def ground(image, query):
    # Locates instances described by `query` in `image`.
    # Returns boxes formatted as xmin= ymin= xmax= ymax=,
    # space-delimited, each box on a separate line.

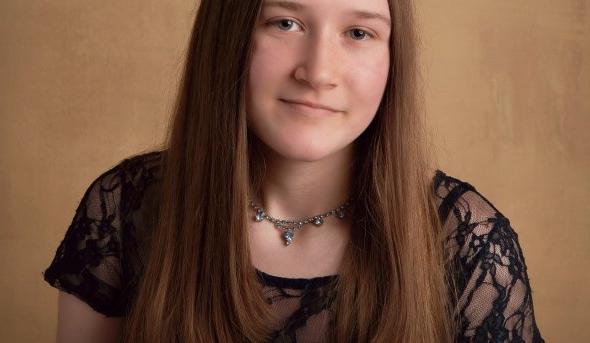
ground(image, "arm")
xmin=445 ymin=189 xmax=544 ymax=342
xmin=57 ymin=292 xmax=123 ymax=343
xmin=43 ymin=164 xmax=130 ymax=342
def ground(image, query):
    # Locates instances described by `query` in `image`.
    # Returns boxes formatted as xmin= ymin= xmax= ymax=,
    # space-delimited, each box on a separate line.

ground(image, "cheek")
xmin=348 ymin=51 xmax=390 ymax=109
xmin=343 ymin=50 xmax=390 ymax=132
xmin=248 ymin=35 xmax=291 ymax=94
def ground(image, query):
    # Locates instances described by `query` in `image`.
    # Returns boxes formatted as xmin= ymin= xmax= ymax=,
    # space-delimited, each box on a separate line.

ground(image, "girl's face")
xmin=246 ymin=0 xmax=391 ymax=162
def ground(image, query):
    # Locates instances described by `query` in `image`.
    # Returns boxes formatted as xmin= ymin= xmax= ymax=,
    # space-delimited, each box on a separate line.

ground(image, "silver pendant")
xmin=282 ymin=228 xmax=295 ymax=246
xmin=249 ymin=197 xmax=352 ymax=247
xmin=313 ymin=216 xmax=324 ymax=226
xmin=255 ymin=209 xmax=265 ymax=222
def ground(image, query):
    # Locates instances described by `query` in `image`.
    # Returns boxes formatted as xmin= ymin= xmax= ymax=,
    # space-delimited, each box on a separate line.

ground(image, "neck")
xmin=256 ymin=144 xmax=355 ymax=220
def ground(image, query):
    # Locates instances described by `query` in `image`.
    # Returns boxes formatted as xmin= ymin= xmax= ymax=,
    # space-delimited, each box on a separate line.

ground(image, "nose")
xmin=293 ymin=31 xmax=338 ymax=90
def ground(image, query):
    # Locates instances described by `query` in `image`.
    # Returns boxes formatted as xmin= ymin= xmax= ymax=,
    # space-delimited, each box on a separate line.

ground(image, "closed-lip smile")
xmin=280 ymin=98 xmax=341 ymax=112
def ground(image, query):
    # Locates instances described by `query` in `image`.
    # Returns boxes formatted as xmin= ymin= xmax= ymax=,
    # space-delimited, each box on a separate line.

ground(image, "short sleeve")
xmin=441 ymin=184 xmax=545 ymax=342
xmin=42 ymin=165 xmax=127 ymax=317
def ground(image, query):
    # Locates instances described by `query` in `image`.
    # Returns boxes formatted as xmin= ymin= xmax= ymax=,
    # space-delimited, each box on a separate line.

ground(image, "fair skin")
xmin=56 ymin=291 xmax=122 ymax=343
xmin=247 ymin=0 xmax=390 ymax=277
xmin=56 ymin=0 xmax=391 ymax=340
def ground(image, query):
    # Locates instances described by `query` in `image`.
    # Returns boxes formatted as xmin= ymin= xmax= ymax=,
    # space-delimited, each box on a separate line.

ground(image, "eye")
xmin=268 ymin=18 xmax=302 ymax=32
xmin=267 ymin=19 xmax=375 ymax=41
xmin=348 ymin=28 xmax=374 ymax=41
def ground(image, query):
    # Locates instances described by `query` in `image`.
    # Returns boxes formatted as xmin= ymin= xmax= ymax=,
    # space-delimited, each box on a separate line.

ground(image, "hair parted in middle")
xmin=121 ymin=0 xmax=459 ymax=342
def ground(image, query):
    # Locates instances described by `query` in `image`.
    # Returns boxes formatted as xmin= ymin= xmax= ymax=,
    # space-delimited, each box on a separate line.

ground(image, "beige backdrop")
xmin=1 ymin=0 xmax=588 ymax=342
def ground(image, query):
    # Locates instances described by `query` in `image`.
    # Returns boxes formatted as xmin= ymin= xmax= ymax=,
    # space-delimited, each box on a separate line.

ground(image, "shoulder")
xmin=432 ymin=169 xmax=505 ymax=227
xmin=431 ymin=170 xmax=520 ymax=257
xmin=81 ymin=149 xmax=165 ymax=198
xmin=42 ymin=149 xmax=167 ymax=317
xmin=117 ymin=149 xmax=166 ymax=190
xmin=432 ymin=169 xmax=527 ymax=293
xmin=432 ymin=171 xmax=545 ymax=341
xmin=108 ymin=149 xmax=166 ymax=252
xmin=86 ymin=149 xmax=166 ymax=212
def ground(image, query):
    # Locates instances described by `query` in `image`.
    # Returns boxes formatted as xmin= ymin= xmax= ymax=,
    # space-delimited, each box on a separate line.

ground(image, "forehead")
xmin=261 ymin=0 xmax=391 ymax=27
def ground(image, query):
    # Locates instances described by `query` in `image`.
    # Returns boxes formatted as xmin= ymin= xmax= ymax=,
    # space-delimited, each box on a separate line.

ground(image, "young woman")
xmin=43 ymin=0 xmax=545 ymax=342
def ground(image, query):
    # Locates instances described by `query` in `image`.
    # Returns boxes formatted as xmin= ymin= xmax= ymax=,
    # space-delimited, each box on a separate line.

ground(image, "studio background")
xmin=1 ymin=0 xmax=588 ymax=341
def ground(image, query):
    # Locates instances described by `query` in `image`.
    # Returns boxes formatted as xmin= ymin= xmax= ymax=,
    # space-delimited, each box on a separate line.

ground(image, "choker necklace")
xmin=248 ymin=198 xmax=352 ymax=246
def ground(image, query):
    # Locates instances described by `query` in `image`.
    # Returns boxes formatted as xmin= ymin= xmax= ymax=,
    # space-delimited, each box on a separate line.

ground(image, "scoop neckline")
xmin=255 ymin=268 xmax=339 ymax=289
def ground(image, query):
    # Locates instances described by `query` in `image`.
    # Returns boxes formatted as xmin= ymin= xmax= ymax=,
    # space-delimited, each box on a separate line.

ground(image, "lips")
xmin=280 ymin=98 xmax=341 ymax=113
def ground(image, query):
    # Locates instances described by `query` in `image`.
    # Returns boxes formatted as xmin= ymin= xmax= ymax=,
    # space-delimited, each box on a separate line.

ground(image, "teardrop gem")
xmin=282 ymin=229 xmax=294 ymax=246
xmin=313 ymin=216 xmax=324 ymax=226
xmin=336 ymin=208 xmax=345 ymax=219
xmin=255 ymin=210 xmax=265 ymax=222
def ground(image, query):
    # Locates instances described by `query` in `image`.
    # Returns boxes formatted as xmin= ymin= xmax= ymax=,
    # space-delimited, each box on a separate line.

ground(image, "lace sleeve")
xmin=443 ymin=187 xmax=545 ymax=342
xmin=42 ymin=165 xmax=127 ymax=317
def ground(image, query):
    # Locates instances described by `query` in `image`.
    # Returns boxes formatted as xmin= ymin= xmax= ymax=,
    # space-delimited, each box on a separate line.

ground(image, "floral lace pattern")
xmin=42 ymin=151 xmax=544 ymax=342
xmin=433 ymin=172 xmax=544 ymax=342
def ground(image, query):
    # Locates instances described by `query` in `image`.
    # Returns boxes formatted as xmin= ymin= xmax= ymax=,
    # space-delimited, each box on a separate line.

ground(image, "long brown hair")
xmin=122 ymin=0 xmax=459 ymax=341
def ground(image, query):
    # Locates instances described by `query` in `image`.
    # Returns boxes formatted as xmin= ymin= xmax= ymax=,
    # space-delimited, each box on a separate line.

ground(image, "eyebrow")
xmin=263 ymin=0 xmax=392 ymax=28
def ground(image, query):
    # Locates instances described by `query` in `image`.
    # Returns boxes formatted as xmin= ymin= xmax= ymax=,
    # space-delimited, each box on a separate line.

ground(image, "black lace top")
xmin=42 ymin=151 xmax=545 ymax=342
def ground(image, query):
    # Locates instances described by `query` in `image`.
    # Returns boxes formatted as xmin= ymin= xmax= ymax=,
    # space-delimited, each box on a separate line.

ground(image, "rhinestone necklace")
xmin=248 ymin=198 xmax=352 ymax=246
